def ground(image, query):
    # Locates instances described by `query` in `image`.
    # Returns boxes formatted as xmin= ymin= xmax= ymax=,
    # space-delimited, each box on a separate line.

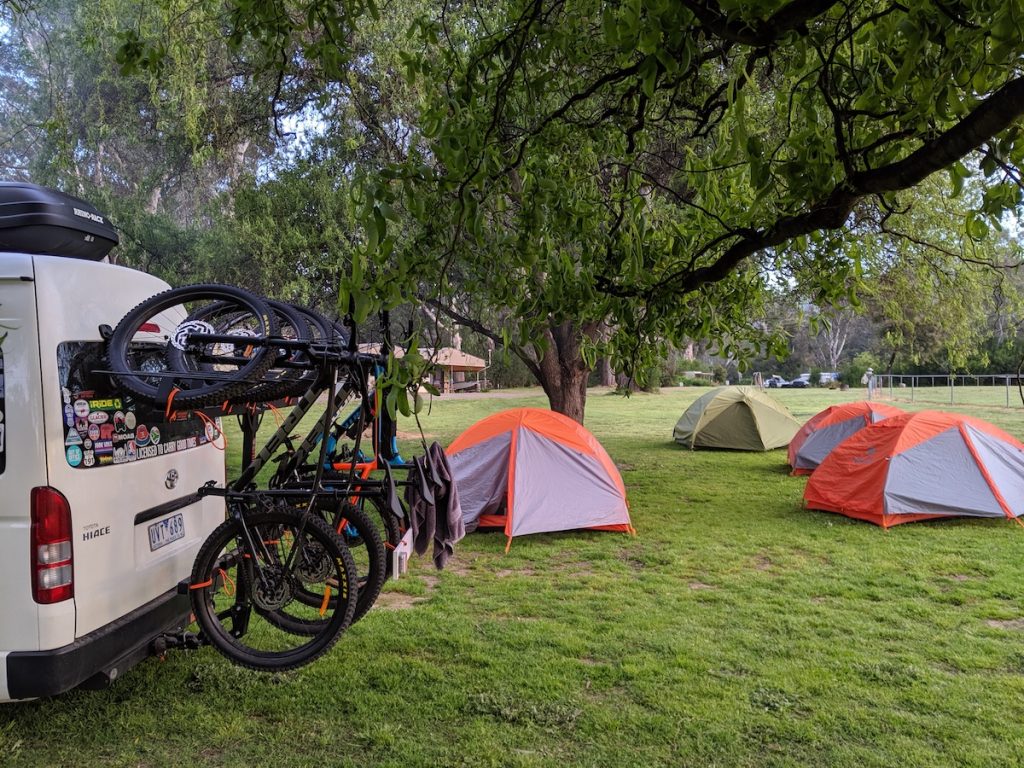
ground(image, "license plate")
xmin=148 ymin=513 xmax=185 ymax=551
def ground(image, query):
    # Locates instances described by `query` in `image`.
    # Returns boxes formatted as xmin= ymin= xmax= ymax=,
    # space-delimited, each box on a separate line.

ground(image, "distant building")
xmin=422 ymin=348 xmax=487 ymax=393
xmin=360 ymin=344 xmax=488 ymax=393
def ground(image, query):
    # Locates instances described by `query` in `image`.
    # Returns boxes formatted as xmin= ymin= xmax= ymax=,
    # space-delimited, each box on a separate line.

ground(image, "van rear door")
xmin=33 ymin=256 xmax=224 ymax=638
xmin=0 ymin=254 xmax=61 ymax=650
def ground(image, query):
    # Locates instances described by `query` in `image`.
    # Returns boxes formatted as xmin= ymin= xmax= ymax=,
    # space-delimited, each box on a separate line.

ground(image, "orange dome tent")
xmin=788 ymin=401 xmax=905 ymax=475
xmin=803 ymin=410 xmax=1024 ymax=527
xmin=446 ymin=408 xmax=633 ymax=548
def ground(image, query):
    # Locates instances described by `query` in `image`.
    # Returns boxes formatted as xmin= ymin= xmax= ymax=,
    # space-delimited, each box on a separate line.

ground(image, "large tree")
xmin=354 ymin=0 xmax=1024 ymax=420
xmin=33 ymin=0 xmax=1024 ymax=421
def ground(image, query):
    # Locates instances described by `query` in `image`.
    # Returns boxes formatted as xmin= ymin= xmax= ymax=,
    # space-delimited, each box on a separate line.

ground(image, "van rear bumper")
xmin=5 ymin=588 xmax=191 ymax=700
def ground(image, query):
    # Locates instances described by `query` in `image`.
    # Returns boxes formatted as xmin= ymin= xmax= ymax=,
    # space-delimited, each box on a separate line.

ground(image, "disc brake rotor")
xmin=296 ymin=539 xmax=333 ymax=583
xmin=251 ymin=564 xmax=293 ymax=611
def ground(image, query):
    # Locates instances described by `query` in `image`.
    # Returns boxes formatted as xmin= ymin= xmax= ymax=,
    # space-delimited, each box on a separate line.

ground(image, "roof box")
xmin=0 ymin=181 xmax=119 ymax=260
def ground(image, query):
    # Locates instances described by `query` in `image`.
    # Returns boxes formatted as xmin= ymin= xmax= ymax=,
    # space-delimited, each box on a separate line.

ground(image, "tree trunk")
xmin=423 ymin=299 xmax=599 ymax=422
xmin=597 ymin=357 xmax=615 ymax=387
xmin=528 ymin=320 xmax=598 ymax=424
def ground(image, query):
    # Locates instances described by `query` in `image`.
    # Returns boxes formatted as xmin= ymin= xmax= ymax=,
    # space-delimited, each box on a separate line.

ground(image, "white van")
xmin=0 ymin=182 xmax=223 ymax=700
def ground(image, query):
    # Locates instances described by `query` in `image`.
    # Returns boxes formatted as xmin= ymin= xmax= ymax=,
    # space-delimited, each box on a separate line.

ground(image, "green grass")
xmin=4 ymin=386 xmax=1024 ymax=767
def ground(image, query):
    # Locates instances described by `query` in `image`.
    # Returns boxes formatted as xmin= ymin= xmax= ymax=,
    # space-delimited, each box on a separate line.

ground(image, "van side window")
xmin=57 ymin=342 xmax=213 ymax=469
xmin=0 ymin=348 xmax=5 ymax=475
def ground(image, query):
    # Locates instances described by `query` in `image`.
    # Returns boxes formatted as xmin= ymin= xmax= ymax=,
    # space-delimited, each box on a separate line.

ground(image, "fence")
xmin=872 ymin=374 xmax=1024 ymax=408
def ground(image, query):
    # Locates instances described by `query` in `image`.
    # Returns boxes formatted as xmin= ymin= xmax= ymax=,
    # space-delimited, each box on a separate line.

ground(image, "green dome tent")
xmin=673 ymin=386 xmax=801 ymax=451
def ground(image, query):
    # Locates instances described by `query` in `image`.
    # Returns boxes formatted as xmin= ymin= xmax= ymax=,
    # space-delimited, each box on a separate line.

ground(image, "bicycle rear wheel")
xmin=107 ymin=284 xmax=279 ymax=408
xmin=268 ymin=497 xmax=387 ymax=633
xmin=189 ymin=505 xmax=357 ymax=671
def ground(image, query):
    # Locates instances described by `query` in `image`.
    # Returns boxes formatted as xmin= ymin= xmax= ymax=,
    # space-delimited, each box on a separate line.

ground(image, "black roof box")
xmin=0 ymin=181 xmax=119 ymax=261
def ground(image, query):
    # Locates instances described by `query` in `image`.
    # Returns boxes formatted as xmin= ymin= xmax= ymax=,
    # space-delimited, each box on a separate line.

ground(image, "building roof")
xmin=359 ymin=344 xmax=487 ymax=372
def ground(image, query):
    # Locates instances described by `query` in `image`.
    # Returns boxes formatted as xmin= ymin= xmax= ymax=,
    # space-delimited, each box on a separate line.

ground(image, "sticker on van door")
xmin=57 ymin=341 xmax=213 ymax=469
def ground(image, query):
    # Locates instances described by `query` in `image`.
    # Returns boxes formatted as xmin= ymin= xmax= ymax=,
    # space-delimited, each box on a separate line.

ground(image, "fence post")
xmin=950 ymin=374 xmax=954 ymax=405
xmin=911 ymin=376 xmax=915 ymax=402
xmin=1007 ymin=375 xmax=1010 ymax=408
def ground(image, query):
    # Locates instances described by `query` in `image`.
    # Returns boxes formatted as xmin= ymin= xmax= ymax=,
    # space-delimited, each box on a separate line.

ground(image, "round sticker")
xmin=87 ymin=424 xmax=100 ymax=441
xmin=83 ymin=439 xmax=93 ymax=450
xmin=87 ymin=410 xmax=109 ymax=425
xmin=66 ymin=445 xmax=83 ymax=467
xmin=113 ymin=411 xmax=126 ymax=431
xmin=135 ymin=425 xmax=150 ymax=446
xmin=73 ymin=399 xmax=90 ymax=418
xmin=204 ymin=421 xmax=220 ymax=442
xmin=150 ymin=427 xmax=161 ymax=445
xmin=125 ymin=412 xmax=137 ymax=431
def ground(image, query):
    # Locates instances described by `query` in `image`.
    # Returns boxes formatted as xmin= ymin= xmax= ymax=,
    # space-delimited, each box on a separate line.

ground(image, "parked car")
xmin=0 ymin=182 xmax=224 ymax=701
xmin=765 ymin=375 xmax=788 ymax=388
xmin=782 ymin=378 xmax=810 ymax=388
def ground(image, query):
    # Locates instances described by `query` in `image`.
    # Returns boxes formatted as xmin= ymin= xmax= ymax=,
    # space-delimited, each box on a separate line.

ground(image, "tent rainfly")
xmin=788 ymin=401 xmax=905 ymax=475
xmin=804 ymin=410 xmax=1024 ymax=527
xmin=673 ymin=386 xmax=801 ymax=451
xmin=446 ymin=408 xmax=633 ymax=548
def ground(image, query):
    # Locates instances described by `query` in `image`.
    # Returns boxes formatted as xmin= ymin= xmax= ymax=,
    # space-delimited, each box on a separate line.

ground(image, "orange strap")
xmin=268 ymin=402 xmax=284 ymax=427
xmin=164 ymin=387 xmax=181 ymax=421
xmin=319 ymin=586 xmax=332 ymax=616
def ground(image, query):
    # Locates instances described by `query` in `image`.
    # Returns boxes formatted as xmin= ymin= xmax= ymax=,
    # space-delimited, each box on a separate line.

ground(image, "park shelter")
xmin=803 ymin=410 xmax=1024 ymax=527
xmin=788 ymin=401 xmax=905 ymax=475
xmin=672 ymin=386 xmax=801 ymax=450
xmin=446 ymin=408 xmax=633 ymax=546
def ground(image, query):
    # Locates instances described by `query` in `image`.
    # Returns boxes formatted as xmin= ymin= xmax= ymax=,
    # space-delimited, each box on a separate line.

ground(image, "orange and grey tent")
xmin=788 ymin=401 xmax=905 ymax=475
xmin=803 ymin=410 xmax=1024 ymax=527
xmin=446 ymin=408 xmax=633 ymax=546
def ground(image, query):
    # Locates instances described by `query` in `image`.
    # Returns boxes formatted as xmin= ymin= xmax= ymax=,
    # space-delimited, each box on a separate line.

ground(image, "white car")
xmin=0 ymin=182 xmax=223 ymax=701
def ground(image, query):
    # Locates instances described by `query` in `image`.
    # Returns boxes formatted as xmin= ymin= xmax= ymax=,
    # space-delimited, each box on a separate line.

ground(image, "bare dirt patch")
xmin=397 ymin=429 xmax=436 ymax=441
xmin=495 ymin=568 xmax=537 ymax=578
xmin=754 ymin=554 xmax=774 ymax=572
xmin=550 ymin=559 xmax=596 ymax=576
xmin=374 ymin=592 xmax=430 ymax=611
xmin=986 ymin=618 xmax=1024 ymax=630
xmin=444 ymin=558 xmax=475 ymax=576
xmin=689 ymin=581 xmax=717 ymax=590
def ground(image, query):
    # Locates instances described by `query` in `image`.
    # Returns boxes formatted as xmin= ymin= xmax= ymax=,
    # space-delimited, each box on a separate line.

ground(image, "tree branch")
xmin=666 ymin=75 xmax=1024 ymax=294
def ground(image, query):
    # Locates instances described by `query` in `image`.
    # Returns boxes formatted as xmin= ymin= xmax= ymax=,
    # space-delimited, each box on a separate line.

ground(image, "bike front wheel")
xmin=189 ymin=506 xmax=358 ymax=671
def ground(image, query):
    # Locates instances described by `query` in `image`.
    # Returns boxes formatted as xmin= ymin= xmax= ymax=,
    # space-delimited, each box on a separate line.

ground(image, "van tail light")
xmin=30 ymin=487 xmax=74 ymax=604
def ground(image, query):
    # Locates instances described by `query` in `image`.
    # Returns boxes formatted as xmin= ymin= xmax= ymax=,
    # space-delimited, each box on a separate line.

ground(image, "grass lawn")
xmin=4 ymin=386 xmax=1024 ymax=767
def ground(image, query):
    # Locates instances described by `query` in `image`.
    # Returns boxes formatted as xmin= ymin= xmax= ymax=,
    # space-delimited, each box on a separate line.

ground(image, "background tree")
xmin=8 ymin=0 xmax=1024 ymax=422
xmin=361 ymin=0 xmax=1024 ymax=420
